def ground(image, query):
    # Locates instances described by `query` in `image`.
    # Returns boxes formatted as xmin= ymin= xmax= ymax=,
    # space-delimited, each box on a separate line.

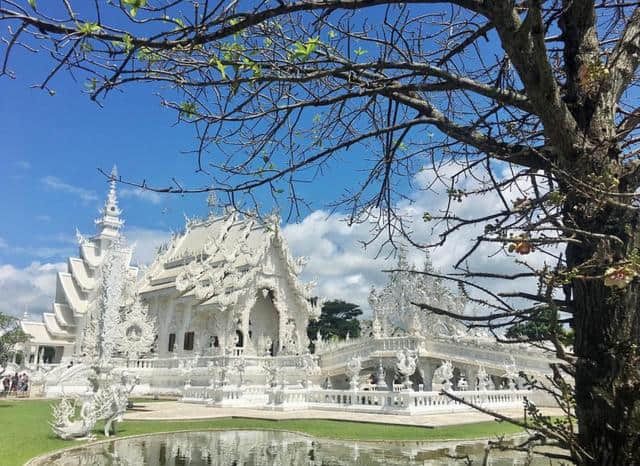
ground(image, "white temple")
xmin=11 ymin=172 xmax=559 ymax=415
xmin=138 ymin=207 xmax=321 ymax=360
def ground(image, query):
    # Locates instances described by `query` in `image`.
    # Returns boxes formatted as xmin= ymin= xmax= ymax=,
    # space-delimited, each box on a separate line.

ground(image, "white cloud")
xmin=126 ymin=226 xmax=170 ymax=266
xmin=42 ymin=176 xmax=98 ymax=204
xmin=0 ymin=262 xmax=65 ymax=317
xmin=120 ymin=188 xmax=164 ymax=205
xmin=284 ymin=212 xmax=395 ymax=316
xmin=283 ymin=163 xmax=550 ymax=316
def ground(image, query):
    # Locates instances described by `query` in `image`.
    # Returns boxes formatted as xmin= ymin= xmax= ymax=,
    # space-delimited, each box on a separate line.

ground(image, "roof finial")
xmin=94 ymin=164 xmax=124 ymax=240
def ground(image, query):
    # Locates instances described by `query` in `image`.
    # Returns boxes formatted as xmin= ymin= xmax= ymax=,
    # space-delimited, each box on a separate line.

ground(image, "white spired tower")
xmin=19 ymin=167 xmax=138 ymax=365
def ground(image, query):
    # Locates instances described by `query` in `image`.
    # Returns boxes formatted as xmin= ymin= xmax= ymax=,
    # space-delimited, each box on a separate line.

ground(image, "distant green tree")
xmin=307 ymin=300 xmax=362 ymax=345
xmin=0 ymin=313 xmax=29 ymax=367
xmin=505 ymin=308 xmax=573 ymax=346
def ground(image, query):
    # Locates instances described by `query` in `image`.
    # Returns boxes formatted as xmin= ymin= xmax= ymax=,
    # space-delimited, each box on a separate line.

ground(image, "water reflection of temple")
xmin=37 ymin=430 xmax=554 ymax=466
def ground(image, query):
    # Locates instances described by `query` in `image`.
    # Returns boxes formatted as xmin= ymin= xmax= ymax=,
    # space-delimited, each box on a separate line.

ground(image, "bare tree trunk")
xmin=568 ymin=202 xmax=640 ymax=465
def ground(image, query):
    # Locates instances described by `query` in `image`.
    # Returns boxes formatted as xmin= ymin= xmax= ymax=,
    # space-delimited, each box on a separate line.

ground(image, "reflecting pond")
xmin=34 ymin=430 xmax=558 ymax=465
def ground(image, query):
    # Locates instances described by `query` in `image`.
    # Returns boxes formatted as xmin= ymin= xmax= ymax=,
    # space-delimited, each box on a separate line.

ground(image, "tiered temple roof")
xmin=139 ymin=210 xmax=321 ymax=319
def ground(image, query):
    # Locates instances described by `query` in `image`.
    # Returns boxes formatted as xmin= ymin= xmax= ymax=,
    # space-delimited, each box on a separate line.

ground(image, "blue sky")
xmin=0 ymin=50 xmax=355 ymax=266
xmin=0 ymin=38 xmax=399 ymax=318
xmin=0 ymin=3 xmax=557 ymax=319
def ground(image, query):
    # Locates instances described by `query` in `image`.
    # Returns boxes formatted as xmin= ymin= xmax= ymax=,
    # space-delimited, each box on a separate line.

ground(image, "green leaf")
xmin=179 ymin=101 xmax=198 ymax=119
xmin=28 ymin=0 xmax=36 ymax=10
xmin=76 ymin=22 xmax=102 ymax=35
xmin=354 ymin=47 xmax=367 ymax=57
xmin=328 ymin=30 xmax=336 ymax=39
xmin=209 ymin=56 xmax=227 ymax=79
xmin=122 ymin=34 xmax=134 ymax=52
xmin=123 ymin=0 xmax=147 ymax=17
xmin=291 ymin=38 xmax=321 ymax=61
xmin=173 ymin=17 xmax=185 ymax=30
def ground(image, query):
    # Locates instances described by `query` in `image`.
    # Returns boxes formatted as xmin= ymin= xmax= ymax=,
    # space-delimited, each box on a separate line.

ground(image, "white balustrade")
xmin=180 ymin=382 xmax=531 ymax=415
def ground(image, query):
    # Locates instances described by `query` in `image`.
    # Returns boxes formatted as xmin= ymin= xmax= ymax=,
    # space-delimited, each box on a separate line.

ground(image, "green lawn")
xmin=0 ymin=399 xmax=524 ymax=466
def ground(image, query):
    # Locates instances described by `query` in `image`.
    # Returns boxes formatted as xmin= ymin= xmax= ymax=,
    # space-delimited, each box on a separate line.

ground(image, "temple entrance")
xmin=41 ymin=346 xmax=56 ymax=364
xmin=235 ymin=330 xmax=244 ymax=347
xmin=249 ymin=290 xmax=280 ymax=356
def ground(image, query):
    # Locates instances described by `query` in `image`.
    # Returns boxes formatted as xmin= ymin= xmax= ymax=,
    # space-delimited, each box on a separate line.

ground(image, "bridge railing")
xmin=180 ymin=384 xmax=532 ymax=414
xmin=317 ymin=335 xmax=553 ymax=374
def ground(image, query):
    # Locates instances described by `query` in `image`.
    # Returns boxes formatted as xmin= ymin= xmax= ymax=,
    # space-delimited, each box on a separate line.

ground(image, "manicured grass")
xmin=0 ymin=399 xmax=524 ymax=466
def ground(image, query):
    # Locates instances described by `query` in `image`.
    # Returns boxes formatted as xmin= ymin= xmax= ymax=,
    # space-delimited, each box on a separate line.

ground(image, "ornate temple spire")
xmin=94 ymin=165 xmax=124 ymax=241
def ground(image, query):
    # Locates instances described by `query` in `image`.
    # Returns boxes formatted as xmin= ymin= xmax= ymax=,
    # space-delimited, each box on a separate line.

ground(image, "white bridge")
xmin=29 ymin=334 xmax=557 ymax=414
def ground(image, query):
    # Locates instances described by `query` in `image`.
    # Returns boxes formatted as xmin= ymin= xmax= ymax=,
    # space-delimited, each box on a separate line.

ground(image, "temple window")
xmin=183 ymin=331 xmax=195 ymax=351
xmin=167 ymin=333 xmax=176 ymax=352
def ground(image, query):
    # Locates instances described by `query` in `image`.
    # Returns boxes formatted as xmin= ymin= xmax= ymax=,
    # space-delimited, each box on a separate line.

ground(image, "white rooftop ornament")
xmin=94 ymin=165 xmax=124 ymax=240
xmin=368 ymin=248 xmax=471 ymax=339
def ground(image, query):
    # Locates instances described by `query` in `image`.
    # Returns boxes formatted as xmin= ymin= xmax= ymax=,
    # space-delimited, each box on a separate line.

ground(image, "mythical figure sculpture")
xmin=262 ymin=360 xmax=279 ymax=387
xmin=50 ymin=398 xmax=96 ymax=440
xmin=345 ymin=357 xmax=362 ymax=391
xmin=503 ymin=356 xmax=519 ymax=390
xmin=433 ymin=360 xmax=454 ymax=392
xmin=51 ymin=370 xmax=139 ymax=439
xmin=300 ymin=355 xmax=320 ymax=388
xmin=280 ymin=319 xmax=300 ymax=355
xmin=477 ymin=366 xmax=491 ymax=391
xmin=371 ymin=315 xmax=383 ymax=338
xmin=395 ymin=349 xmax=417 ymax=390
xmin=234 ymin=357 xmax=246 ymax=386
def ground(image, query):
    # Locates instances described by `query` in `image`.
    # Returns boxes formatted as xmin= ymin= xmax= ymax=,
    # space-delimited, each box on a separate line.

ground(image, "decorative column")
xmin=418 ymin=359 xmax=435 ymax=391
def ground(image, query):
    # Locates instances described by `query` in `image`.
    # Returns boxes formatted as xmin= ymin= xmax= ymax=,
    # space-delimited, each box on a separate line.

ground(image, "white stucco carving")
xmin=433 ymin=360 xmax=454 ymax=392
xmin=345 ymin=357 xmax=362 ymax=391
xmin=395 ymin=349 xmax=418 ymax=390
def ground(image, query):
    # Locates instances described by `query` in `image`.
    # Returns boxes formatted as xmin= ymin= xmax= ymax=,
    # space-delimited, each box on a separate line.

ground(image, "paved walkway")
xmin=124 ymin=401 xmax=563 ymax=428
